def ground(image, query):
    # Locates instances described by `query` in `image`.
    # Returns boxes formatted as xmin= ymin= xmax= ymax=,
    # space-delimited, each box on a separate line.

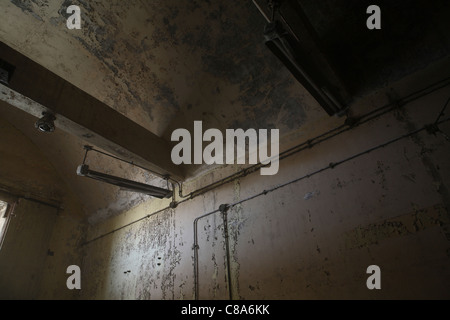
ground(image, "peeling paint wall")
xmin=81 ymin=68 xmax=450 ymax=299
xmin=3 ymin=0 xmax=448 ymax=223
xmin=0 ymin=0 xmax=319 ymax=221
xmin=1 ymin=0 xmax=450 ymax=300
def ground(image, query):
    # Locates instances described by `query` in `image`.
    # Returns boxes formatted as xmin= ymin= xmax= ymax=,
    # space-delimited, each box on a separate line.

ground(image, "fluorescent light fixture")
xmin=76 ymin=164 xmax=172 ymax=199
xmin=264 ymin=21 xmax=346 ymax=116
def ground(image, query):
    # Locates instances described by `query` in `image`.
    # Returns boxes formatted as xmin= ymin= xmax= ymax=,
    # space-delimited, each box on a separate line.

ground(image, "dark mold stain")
xmin=82 ymin=133 xmax=94 ymax=139
xmin=162 ymin=16 xmax=178 ymax=44
xmin=49 ymin=16 xmax=62 ymax=26
xmin=64 ymin=0 xmax=181 ymax=122
xmin=345 ymin=204 xmax=449 ymax=249
xmin=11 ymin=0 xmax=45 ymax=21
xmin=154 ymin=83 xmax=180 ymax=111
xmin=188 ymin=1 xmax=307 ymax=130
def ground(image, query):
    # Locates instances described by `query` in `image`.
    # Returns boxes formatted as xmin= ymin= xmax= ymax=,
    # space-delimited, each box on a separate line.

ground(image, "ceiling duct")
xmin=259 ymin=0 xmax=348 ymax=116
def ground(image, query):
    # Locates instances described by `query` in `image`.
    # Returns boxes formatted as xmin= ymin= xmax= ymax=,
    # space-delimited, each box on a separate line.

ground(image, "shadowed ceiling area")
xmin=3 ymin=0 xmax=315 ymax=137
xmin=1 ymin=0 xmax=449 ymax=223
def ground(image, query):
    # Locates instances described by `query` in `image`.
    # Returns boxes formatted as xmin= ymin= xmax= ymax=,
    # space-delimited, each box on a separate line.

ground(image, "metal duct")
xmin=264 ymin=20 xmax=346 ymax=116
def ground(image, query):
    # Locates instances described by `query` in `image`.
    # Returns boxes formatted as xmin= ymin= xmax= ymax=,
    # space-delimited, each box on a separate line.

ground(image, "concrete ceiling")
xmin=1 ymin=0 xmax=449 ymax=223
xmin=2 ymin=0 xmax=320 ymax=137
xmin=299 ymin=0 xmax=450 ymax=94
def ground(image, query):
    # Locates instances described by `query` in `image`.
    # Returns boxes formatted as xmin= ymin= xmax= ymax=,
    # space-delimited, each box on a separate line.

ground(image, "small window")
xmin=0 ymin=200 xmax=11 ymax=248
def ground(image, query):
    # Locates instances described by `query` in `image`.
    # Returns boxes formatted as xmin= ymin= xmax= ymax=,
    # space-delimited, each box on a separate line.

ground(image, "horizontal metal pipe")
xmin=177 ymin=77 xmax=450 ymax=200
xmin=191 ymin=115 xmax=450 ymax=299
xmin=82 ymin=79 xmax=450 ymax=247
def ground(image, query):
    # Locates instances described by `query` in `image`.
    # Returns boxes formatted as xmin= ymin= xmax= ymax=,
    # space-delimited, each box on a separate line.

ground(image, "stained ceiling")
xmin=3 ymin=0 xmax=319 ymax=136
xmin=1 ymin=0 xmax=449 ymax=223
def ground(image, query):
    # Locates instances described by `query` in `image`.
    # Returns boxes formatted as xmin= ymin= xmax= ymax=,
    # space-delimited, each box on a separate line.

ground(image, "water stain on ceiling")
xmin=2 ymin=0 xmax=450 ymax=223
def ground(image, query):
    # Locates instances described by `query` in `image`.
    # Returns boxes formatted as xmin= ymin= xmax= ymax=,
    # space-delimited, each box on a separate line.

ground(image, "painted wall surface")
xmin=0 ymin=0 xmax=323 ymax=222
xmin=0 ymin=0 xmax=449 ymax=301
xmin=0 ymin=116 xmax=85 ymax=299
xmin=0 ymin=199 xmax=85 ymax=300
xmin=2 ymin=0 xmax=449 ymax=224
xmin=36 ymin=197 xmax=86 ymax=299
xmin=0 ymin=199 xmax=57 ymax=299
xmin=0 ymin=102 xmax=163 ymax=224
xmin=81 ymin=77 xmax=450 ymax=299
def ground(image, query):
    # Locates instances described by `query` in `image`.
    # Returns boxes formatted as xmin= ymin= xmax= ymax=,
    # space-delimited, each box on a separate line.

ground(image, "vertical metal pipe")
xmin=193 ymin=209 xmax=220 ymax=300
xmin=193 ymin=218 xmax=200 ymax=300
xmin=193 ymin=204 xmax=232 ymax=300
xmin=221 ymin=205 xmax=233 ymax=300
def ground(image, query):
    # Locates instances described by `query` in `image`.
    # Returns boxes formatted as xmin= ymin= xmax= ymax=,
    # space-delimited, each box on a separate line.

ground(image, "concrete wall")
xmin=0 ymin=199 xmax=85 ymax=300
xmin=80 ymin=70 xmax=450 ymax=299
xmin=0 ymin=115 xmax=85 ymax=299
xmin=0 ymin=199 xmax=58 ymax=299
xmin=1 ymin=0 xmax=449 ymax=301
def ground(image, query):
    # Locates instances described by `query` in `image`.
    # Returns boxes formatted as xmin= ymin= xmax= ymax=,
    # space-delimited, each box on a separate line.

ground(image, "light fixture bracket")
xmin=35 ymin=112 xmax=56 ymax=133
xmin=77 ymin=146 xmax=173 ymax=199
xmin=77 ymin=164 xmax=172 ymax=199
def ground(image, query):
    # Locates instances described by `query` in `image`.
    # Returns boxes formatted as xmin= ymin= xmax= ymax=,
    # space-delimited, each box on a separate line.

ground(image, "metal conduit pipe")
xmin=193 ymin=208 xmax=220 ymax=299
xmin=82 ymin=78 xmax=450 ymax=246
xmin=192 ymin=114 xmax=450 ymax=299
xmin=84 ymin=80 xmax=450 ymax=246
xmin=221 ymin=204 xmax=233 ymax=301
xmin=192 ymin=203 xmax=233 ymax=300
xmin=82 ymin=206 xmax=173 ymax=246
xmin=0 ymin=186 xmax=62 ymax=210
xmin=252 ymin=0 xmax=271 ymax=23
xmin=176 ymin=77 xmax=450 ymax=200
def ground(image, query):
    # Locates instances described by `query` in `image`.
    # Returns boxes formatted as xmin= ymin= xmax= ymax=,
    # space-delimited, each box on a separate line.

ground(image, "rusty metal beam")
xmin=0 ymin=41 xmax=184 ymax=181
